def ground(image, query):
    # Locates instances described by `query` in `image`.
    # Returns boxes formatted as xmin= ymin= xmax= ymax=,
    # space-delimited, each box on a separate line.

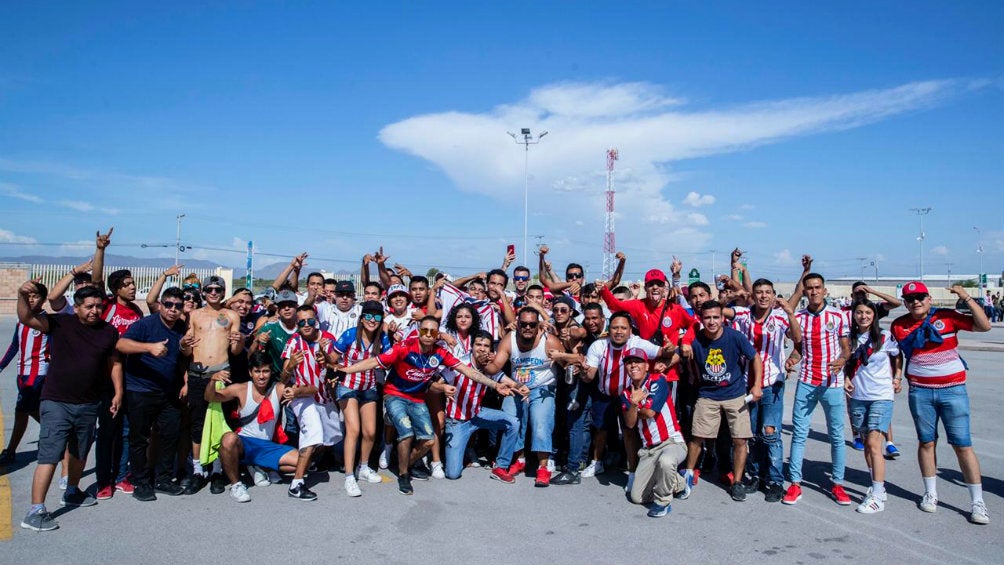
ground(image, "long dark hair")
xmin=354 ymin=311 xmax=387 ymax=357
xmin=445 ymin=303 xmax=481 ymax=338
xmin=847 ymin=299 xmax=884 ymax=377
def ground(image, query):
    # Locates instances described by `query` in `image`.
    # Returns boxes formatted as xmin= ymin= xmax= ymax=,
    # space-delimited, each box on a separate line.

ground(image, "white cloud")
xmin=773 ymin=249 xmax=796 ymax=266
xmin=0 ymin=181 xmax=43 ymax=203
xmin=0 ymin=228 xmax=37 ymax=244
xmin=725 ymin=214 xmax=744 ymax=221
xmin=379 ymin=78 xmax=972 ymax=258
xmin=58 ymin=200 xmax=95 ymax=212
xmin=744 ymin=221 xmax=768 ymax=229
xmin=683 ymin=191 xmax=715 ymax=207
xmin=930 ymin=245 xmax=949 ymax=256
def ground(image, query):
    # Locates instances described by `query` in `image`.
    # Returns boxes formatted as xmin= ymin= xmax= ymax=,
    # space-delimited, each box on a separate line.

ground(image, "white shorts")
xmin=291 ymin=398 xmax=343 ymax=448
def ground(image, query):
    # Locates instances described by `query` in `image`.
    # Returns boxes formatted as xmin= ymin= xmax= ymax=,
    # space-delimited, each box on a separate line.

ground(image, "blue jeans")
xmin=565 ymin=393 xmax=591 ymax=471
xmin=502 ymin=385 xmax=555 ymax=454
xmin=748 ymin=380 xmax=785 ymax=484
xmin=384 ymin=396 xmax=434 ymax=441
xmin=444 ymin=408 xmax=519 ymax=479
xmin=788 ymin=381 xmax=846 ymax=485
xmin=908 ymin=384 xmax=971 ymax=446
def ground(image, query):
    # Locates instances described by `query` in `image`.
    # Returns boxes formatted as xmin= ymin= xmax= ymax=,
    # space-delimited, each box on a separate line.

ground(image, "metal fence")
xmin=29 ymin=264 xmax=222 ymax=299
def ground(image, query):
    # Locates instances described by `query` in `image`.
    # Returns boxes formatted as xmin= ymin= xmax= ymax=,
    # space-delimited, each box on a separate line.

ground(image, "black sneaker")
xmin=287 ymin=484 xmax=318 ymax=501
xmin=0 ymin=448 xmax=14 ymax=464
xmin=181 ymin=474 xmax=206 ymax=495
xmin=398 ymin=475 xmax=414 ymax=495
xmin=61 ymin=490 xmax=97 ymax=507
xmin=133 ymin=485 xmax=157 ymax=502
xmin=730 ymin=482 xmax=747 ymax=502
xmin=551 ymin=471 xmax=581 ymax=486
xmin=743 ymin=476 xmax=760 ymax=494
xmin=155 ymin=481 xmax=184 ymax=496
xmin=764 ymin=481 xmax=784 ymax=503
xmin=209 ymin=473 xmax=227 ymax=495
xmin=409 ymin=465 xmax=430 ymax=481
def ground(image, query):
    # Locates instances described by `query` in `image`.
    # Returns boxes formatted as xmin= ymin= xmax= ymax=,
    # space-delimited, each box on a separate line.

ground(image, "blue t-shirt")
xmin=690 ymin=326 xmax=757 ymax=401
xmin=123 ymin=314 xmax=188 ymax=394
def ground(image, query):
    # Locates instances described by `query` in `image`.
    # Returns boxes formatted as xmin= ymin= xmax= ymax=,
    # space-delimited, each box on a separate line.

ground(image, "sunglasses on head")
xmin=362 ymin=313 xmax=383 ymax=322
xmin=161 ymin=301 xmax=184 ymax=310
xmin=419 ymin=327 xmax=439 ymax=337
xmin=513 ymin=275 xmax=530 ymax=282
xmin=297 ymin=318 xmax=318 ymax=328
xmin=183 ymin=283 xmax=201 ymax=290
xmin=903 ymin=294 xmax=928 ymax=303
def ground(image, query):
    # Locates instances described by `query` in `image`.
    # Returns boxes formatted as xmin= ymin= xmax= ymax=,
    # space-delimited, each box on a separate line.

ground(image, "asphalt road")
xmin=1 ymin=318 xmax=1002 ymax=565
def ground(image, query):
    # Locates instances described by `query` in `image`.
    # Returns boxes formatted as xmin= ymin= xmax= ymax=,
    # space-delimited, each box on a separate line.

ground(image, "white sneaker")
xmin=856 ymin=488 xmax=886 ymax=514
xmin=250 ymin=465 xmax=270 ymax=487
xmin=379 ymin=448 xmax=391 ymax=470
xmin=581 ymin=460 xmax=604 ymax=478
xmin=357 ymin=465 xmax=382 ymax=484
xmin=344 ymin=475 xmax=362 ymax=497
xmin=465 ymin=447 xmax=481 ymax=468
xmin=970 ymin=501 xmax=990 ymax=525
xmin=546 ymin=460 xmax=555 ymax=473
xmin=58 ymin=476 xmax=68 ymax=490
xmin=431 ymin=461 xmax=446 ymax=480
xmin=624 ymin=472 xmax=635 ymax=493
xmin=230 ymin=483 xmax=251 ymax=503
xmin=920 ymin=492 xmax=938 ymax=513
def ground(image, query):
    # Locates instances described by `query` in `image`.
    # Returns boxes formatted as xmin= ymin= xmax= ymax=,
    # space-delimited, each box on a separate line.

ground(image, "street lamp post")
xmin=508 ymin=129 xmax=548 ymax=266
xmin=974 ymin=226 xmax=984 ymax=297
xmin=909 ymin=207 xmax=932 ymax=281
xmin=175 ymin=213 xmax=186 ymax=267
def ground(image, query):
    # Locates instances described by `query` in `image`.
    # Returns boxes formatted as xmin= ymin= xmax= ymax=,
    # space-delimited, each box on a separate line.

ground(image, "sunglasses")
xmin=297 ymin=318 xmax=318 ymax=328
xmin=183 ymin=294 xmax=197 ymax=302
xmin=903 ymin=294 xmax=928 ymax=303
xmin=183 ymin=283 xmax=201 ymax=290
xmin=513 ymin=275 xmax=530 ymax=282
xmin=553 ymin=307 xmax=571 ymax=314
xmin=362 ymin=313 xmax=383 ymax=322
xmin=567 ymin=273 xmax=583 ymax=280
xmin=419 ymin=328 xmax=439 ymax=338
xmin=161 ymin=301 xmax=184 ymax=310
xmin=204 ymin=287 xmax=224 ymax=295
xmin=518 ymin=321 xmax=539 ymax=329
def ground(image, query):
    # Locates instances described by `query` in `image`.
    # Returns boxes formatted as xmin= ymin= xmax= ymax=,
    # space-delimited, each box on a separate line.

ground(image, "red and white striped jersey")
xmin=282 ymin=331 xmax=336 ymax=404
xmin=0 ymin=320 xmax=50 ymax=385
xmin=443 ymin=365 xmax=504 ymax=421
xmin=621 ymin=374 xmax=683 ymax=448
xmin=891 ymin=309 xmax=974 ymax=388
xmin=794 ymin=305 xmax=849 ymax=387
xmin=437 ymin=282 xmax=504 ymax=340
xmin=731 ymin=307 xmax=791 ymax=387
xmin=333 ymin=327 xmax=391 ymax=391
xmin=585 ymin=336 xmax=661 ymax=397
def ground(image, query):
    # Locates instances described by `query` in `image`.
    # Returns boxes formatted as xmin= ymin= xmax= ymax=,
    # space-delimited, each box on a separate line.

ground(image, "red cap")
xmin=902 ymin=281 xmax=929 ymax=296
xmin=644 ymin=269 xmax=667 ymax=285
xmin=623 ymin=347 xmax=650 ymax=362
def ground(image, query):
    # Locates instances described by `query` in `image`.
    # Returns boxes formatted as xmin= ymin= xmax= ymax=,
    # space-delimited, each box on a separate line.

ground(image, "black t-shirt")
xmin=42 ymin=313 xmax=119 ymax=404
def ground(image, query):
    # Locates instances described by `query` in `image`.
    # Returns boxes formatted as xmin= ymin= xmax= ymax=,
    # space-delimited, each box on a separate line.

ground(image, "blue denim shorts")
xmin=908 ymin=384 xmax=971 ymax=447
xmin=848 ymin=399 xmax=893 ymax=434
xmin=384 ymin=395 xmax=434 ymax=441
xmin=336 ymin=384 xmax=378 ymax=404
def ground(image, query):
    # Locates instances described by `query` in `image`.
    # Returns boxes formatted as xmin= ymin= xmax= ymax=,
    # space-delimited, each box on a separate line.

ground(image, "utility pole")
xmin=508 ymin=128 xmax=548 ymax=266
xmin=175 ymin=213 xmax=186 ymax=267
xmin=909 ymin=207 xmax=932 ymax=281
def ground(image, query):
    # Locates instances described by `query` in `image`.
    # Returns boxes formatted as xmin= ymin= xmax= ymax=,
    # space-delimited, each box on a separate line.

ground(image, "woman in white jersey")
xmin=438 ymin=303 xmax=482 ymax=468
xmin=844 ymin=299 xmax=901 ymax=514
xmin=330 ymin=300 xmax=392 ymax=497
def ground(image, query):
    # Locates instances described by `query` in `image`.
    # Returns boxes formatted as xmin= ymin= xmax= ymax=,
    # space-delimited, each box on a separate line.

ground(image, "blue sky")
xmin=1 ymin=2 xmax=1002 ymax=282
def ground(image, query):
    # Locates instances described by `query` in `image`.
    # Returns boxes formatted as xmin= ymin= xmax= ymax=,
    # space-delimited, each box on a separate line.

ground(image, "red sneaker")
xmin=115 ymin=477 xmax=135 ymax=494
xmin=831 ymin=485 xmax=852 ymax=506
xmin=534 ymin=467 xmax=551 ymax=488
xmin=692 ymin=469 xmax=701 ymax=485
xmin=719 ymin=471 xmax=734 ymax=485
xmin=782 ymin=484 xmax=802 ymax=505
xmin=507 ymin=459 xmax=526 ymax=477
xmin=96 ymin=484 xmax=114 ymax=500
xmin=489 ymin=467 xmax=515 ymax=484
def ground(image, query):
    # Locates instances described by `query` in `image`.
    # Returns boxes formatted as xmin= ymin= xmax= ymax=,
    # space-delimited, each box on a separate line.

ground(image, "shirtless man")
xmin=182 ymin=275 xmax=242 ymax=494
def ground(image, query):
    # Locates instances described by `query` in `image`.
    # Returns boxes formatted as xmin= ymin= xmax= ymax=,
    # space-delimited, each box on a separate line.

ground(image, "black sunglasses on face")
xmin=567 ymin=273 xmax=583 ymax=280
xmin=519 ymin=321 xmax=539 ymax=329
xmin=162 ymin=301 xmax=184 ymax=310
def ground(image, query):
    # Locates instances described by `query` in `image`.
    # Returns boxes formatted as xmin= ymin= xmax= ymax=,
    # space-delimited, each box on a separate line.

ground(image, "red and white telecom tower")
xmin=602 ymin=148 xmax=619 ymax=279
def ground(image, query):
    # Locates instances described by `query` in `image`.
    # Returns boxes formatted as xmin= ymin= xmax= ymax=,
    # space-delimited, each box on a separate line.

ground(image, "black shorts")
xmin=16 ymin=374 xmax=45 ymax=413
xmin=37 ymin=400 xmax=99 ymax=465
xmin=186 ymin=373 xmax=211 ymax=443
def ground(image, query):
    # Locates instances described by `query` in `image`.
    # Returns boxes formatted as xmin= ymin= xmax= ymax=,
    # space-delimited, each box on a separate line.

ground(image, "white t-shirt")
xmin=850 ymin=330 xmax=900 ymax=401
xmin=385 ymin=308 xmax=418 ymax=343
xmin=316 ymin=302 xmax=361 ymax=340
